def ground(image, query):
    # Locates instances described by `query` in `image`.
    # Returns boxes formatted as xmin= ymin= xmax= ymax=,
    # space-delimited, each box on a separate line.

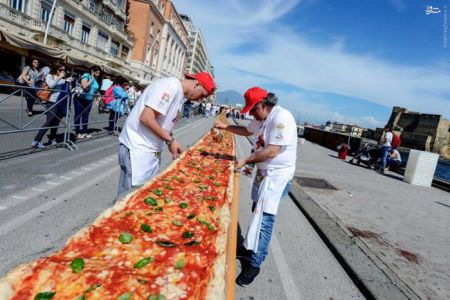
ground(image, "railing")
xmin=0 ymin=83 xmax=134 ymax=157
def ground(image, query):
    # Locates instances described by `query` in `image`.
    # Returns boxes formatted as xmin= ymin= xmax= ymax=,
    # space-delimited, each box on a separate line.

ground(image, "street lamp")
xmin=140 ymin=33 xmax=160 ymax=79
xmin=43 ymin=0 xmax=58 ymax=45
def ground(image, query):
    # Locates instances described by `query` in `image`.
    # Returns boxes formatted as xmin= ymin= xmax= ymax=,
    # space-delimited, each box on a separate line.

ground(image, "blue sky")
xmin=174 ymin=0 xmax=450 ymax=128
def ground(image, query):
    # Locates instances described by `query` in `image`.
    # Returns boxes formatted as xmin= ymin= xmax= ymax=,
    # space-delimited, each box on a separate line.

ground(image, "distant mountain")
xmin=215 ymin=90 xmax=243 ymax=106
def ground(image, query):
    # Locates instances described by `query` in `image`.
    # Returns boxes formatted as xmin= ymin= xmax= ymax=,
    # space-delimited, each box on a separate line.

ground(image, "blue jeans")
xmin=249 ymin=179 xmax=292 ymax=268
xmin=118 ymin=144 xmax=132 ymax=195
xmin=73 ymin=96 xmax=93 ymax=134
xmin=380 ymin=146 xmax=391 ymax=171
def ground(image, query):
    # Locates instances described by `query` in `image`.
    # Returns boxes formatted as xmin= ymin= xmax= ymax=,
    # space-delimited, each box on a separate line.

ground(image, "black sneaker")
xmin=236 ymin=247 xmax=253 ymax=259
xmin=236 ymin=264 xmax=260 ymax=287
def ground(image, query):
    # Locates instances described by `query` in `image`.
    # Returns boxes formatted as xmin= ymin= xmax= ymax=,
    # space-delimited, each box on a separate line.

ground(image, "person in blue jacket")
xmin=107 ymin=76 xmax=129 ymax=136
xmin=74 ymin=65 xmax=101 ymax=139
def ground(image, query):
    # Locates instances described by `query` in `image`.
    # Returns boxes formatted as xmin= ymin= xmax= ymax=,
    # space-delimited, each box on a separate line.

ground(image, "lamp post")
xmin=43 ymin=0 xmax=58 ymax=45
xmin=140 ymin=33 xmax=160 ymax=80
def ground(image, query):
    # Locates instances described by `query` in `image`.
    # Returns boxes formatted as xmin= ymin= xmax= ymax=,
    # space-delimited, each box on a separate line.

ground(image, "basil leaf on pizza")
xmin=70 ymin=258 xmax=85 ymax=273
xmin=175 ymin=258 xmax=185 ymax=269
xmin=141 ymin=223 xmax=153 ymax=233
xmin=134 ymin=257 xmax=154 ymax=269
xmin=34 ymin=291 xmax=55 ymax=300
xmin=144 ymin=197 xmax=158 ymax=206
xmin=156 ymin=240 xmax=176 ymax=247
xmin=119 ymin=232 xmax=133 ymax=244
xmin=118 ymin=292 xmax=132 ymax=300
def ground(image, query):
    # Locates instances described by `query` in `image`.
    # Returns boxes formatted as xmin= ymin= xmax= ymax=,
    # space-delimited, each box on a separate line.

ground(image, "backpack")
xmin=391 ymin=133 xmax=401 ymax=148
xmin=103 ymin=85 xmax=116 ymax=105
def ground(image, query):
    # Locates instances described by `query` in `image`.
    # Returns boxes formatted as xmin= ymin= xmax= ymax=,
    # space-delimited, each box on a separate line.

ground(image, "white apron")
xmin=130 ymin=149 xmax=161 ymax=186
xmin=244 ymin=166 xmax=295 ymax=253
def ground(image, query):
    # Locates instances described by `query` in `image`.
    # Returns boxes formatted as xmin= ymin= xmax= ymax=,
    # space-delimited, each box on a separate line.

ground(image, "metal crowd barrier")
xmin=0 ymin=83 xmax=133 ymax=153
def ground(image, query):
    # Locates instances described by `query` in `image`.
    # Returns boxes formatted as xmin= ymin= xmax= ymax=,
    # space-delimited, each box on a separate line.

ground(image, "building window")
xmin=117 ymin=0 xmax=123 ymax=10
xmin=150 ymin=22 xmax=154 ymax=36
xmin=121 ymin=45 xmax=129 ymax=59
xmin=9 ymin=0 xmax=27 ymax=13
xmin=152 ymin=50 xmax=158 ymax=68
xmin=81 ymin=24 xmax=91 ymax=43
xmin=96 ymin=31 xmax=108 ymax=51
xmin=99 ymin=10 xmax=110 ymax=23
xmin=88 ymin=0 xmax=96 ymax=13
xmin=40 ymin=0 xmax=53 ymax=22
xmin=63 ymin=12 xmax=75 ymax=35
xmin=110 ymin=40 xmax=119 ymax=56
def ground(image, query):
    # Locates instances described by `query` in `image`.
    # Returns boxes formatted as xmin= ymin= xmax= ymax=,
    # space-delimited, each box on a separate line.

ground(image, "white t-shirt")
xmin=246 ymin=106 xmax=297 ymax=169
xmin=383 ymin=131 xmax=393 ymax=147
xmin=119 ymin=77 xmax=184 ymax=153
xmin=391 ymin=149 xmax=402 ymax=162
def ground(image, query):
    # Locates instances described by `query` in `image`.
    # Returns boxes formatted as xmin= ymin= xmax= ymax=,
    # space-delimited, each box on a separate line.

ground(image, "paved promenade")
xmin=295 ymin=139 xmax=450 ymax=299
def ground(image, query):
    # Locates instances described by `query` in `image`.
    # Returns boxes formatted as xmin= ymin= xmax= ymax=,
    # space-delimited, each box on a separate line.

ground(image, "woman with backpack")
xmin=31 ymin=62 xmax=71 ymax=149
xmin=104 ymin=76 xmax=128 ymax=136
xmin=17 ymin=59 xmax=42 ymax=116
xmin=73 ymin=65 xmax=101 ymax=139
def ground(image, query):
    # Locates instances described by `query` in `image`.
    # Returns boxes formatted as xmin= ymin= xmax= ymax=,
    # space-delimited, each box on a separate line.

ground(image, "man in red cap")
xmin=214 ymin=87 xmax=297 ymax=286
xmin=117 ymin=72 xmax=215 ymax=195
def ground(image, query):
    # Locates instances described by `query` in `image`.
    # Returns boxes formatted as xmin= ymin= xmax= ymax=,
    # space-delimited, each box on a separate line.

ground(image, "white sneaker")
xmin=85 ymin=134 xmax=92 ymax=138
xmin=77 ymin=133 xmax=84 ymax=139
xmin=50 ymin=139 xmax=57 ymax=146
xmin=31 ymin=140 xmax=45 ymax=149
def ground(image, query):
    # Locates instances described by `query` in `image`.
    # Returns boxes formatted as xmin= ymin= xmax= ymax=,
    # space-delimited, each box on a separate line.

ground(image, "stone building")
xmin=179 ymin=13 xmax=213 ymax=76
xmin=0 ymin=0 xmax=134 ymax=77
xmin=376 ymin=106 xmax=450 ymax=155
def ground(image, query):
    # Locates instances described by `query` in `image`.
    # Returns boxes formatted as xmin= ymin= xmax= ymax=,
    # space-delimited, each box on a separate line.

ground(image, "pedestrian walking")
xmin=16 ymin=59 xmax=41 ymax=116
xmin=106 ymin=76 xmax=128 ymax=136
xmin=205 ymin=101 xmax=212 ymax=118
xmin=379 ymin=125 xmax=393 ymax=173
xmin=117 ymin=72 xmax=216 ymax=195
xmin=214 ymin=87 xmax=297 ymax=286
xmin=73 ymin=65 xmax=101 ymax=139
xmin=31 ymin=62 xmax=70 ymax=148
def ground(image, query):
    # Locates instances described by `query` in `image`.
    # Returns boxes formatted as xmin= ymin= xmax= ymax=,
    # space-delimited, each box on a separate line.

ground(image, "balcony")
xmin=0 ymin=4 xmax=44 ymax=33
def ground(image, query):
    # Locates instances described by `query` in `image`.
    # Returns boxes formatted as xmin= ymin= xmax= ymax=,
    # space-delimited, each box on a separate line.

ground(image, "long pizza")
xmin=0 ymin=122 xmax=235 ymax=300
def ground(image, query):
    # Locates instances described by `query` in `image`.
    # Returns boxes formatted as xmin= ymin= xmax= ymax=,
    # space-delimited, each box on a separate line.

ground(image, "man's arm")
xmin=214 ymin=120 xmax=254 ymax=136
xmin=235 ymin=144 xmax=281 ymax=169
xmin=140 ymin=106 xmax=183 ymax=159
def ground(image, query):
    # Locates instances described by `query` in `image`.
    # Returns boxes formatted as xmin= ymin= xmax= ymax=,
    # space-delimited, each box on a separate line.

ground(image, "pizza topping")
xmin=141 ymin=223 xmax=153 ymax=233
xmin=70 ymin=257 xmax=85 ymax=273
xmin=153 ymin=189 xmax=163 ymax=196
xmin=172 ymin=220 xmax=182 ymax=226
xmin=187 ymin=213 xmax=195 ymax=219
xmin=156 ymin=240 xmax=177 ymax=247
xmin=164 ymin=197 xmax=172 ymax=204
xmin=34 ymin=291 xmax=55 ymax=300
xmin=118 ymin=292 xmax=132 ymax=300
xmin=144 ymin=197 xmax=158 ymax=206
xmin=197 ymin=217 xmax=215 ymax=231
xmin=179 ymin=202 xmax=188 ymax=209
xmin=184 ymin=240 xmax=201 ymax=246
xmin=198 ymin=184 xmax=208 ymax=190
xmin=208 ymin=205 xmax=215 ymax=212
xmin=175 ymin=258 xmax=185 ymax=270
xmin=148 ymin=295 xmax=166 ymax=300
xmin=134 ymin=257 xmax=154 ymax=269
xmin=182 ymin=231 xmax=194 ymax=239
xmin=119 ymin=233 xmax=133 ymax=244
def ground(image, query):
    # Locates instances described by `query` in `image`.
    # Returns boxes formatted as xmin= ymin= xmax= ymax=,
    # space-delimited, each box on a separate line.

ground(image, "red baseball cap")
xmin=184 ymin=72 xmax=216 ymax=95
xmin=241 ymin=87 xmax=268 ymax=114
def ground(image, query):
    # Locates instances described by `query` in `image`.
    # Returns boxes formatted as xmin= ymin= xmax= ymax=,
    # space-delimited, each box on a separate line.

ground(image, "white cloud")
xmin=174 ymin=0 xmax=450 ymax=119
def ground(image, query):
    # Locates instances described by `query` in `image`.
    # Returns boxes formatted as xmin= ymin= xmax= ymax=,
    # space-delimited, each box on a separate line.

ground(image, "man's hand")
xmin=169 ymin=139 xmax=183 ymax=159
xmin=214 ymin=120 xmax=228 ymax=130
xmin=235 ymin=158 xmax=246 ymax=170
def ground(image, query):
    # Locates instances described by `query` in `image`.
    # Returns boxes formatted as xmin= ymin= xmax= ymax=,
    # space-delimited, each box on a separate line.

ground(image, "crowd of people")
xmin=12 ymin=58 xmax=144 ymax=148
